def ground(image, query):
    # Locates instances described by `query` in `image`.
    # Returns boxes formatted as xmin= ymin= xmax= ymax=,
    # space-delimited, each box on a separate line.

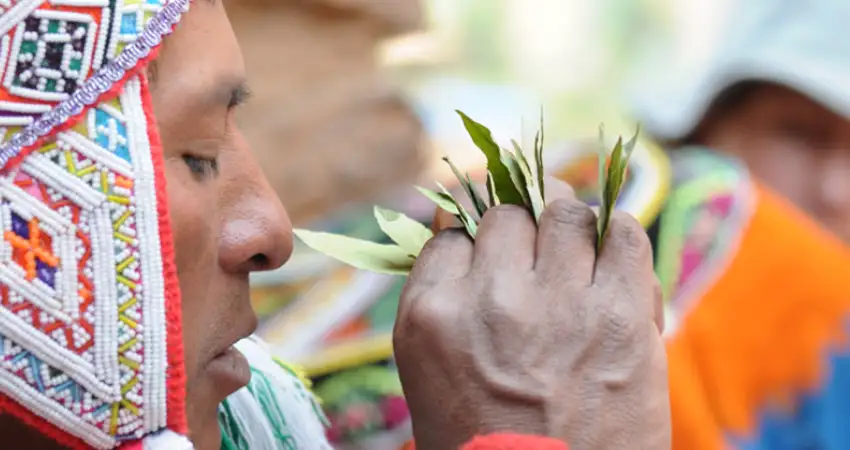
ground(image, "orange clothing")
xmin=666 ymin=184 xmax=850 ymax=449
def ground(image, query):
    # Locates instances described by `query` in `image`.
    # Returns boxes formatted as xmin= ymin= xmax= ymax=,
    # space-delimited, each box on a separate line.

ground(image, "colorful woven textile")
xmin=219 ymin=336 xmax=332 ymax=450
xmin=0 ymin=0 xmax=191 ymax=448
xmin=644 ymin=149 xmax=850 ymax=449
xmin=665 ymin=175 xmax=850 ymax=449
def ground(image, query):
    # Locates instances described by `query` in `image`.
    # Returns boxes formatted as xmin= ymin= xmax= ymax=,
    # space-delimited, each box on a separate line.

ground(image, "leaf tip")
xmin=373 ymin=205 xmax=397 ymax=221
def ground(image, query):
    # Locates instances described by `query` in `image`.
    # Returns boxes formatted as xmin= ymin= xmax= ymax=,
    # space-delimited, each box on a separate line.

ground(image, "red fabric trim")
xmin=119 ymin=441 xmax=144 ymax=450
xmin=460 ymin=435 xmax=568 ymax=450
xmin=139 ymin=73 xmax=188 ymax=434
xmin=0 ymin=398 xmax=91 ymax=450
xmin=403 ymin=434 xmax=569 ymax=450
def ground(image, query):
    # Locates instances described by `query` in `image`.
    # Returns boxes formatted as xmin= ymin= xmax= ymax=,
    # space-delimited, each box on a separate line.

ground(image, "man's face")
xmin=149 ymin=1 xmax=292 ymax=447
xmin=699 ymin=84 xmax=850 ymax=241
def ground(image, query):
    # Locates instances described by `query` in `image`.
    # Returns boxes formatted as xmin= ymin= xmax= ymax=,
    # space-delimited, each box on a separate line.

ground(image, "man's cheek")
xmin=177 ymin=266 xmax=215 ymax=379
xmin=166 ymin=188 xmax=216 ymax=270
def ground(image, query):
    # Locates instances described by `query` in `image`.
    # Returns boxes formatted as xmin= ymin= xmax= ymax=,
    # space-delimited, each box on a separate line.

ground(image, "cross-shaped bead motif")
xmin=4 ymin=211 xmax=59 ymax=286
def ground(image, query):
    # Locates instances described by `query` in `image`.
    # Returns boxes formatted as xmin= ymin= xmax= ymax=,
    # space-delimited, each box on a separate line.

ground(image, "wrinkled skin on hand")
xmin=393 ymin=178 xmax=670 ymax=450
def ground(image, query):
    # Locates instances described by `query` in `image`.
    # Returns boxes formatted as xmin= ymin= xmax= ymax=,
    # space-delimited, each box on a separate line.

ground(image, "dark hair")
xmin=679 ymin=80 xmax=766 ymax=146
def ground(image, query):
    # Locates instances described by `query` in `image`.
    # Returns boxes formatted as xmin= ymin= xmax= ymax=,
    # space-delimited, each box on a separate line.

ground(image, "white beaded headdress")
xmin=0 ymin=0 xmax=193 ymax=448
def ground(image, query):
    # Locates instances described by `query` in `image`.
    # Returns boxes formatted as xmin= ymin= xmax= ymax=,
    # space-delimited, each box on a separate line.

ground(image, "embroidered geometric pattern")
xmin=656 ymin=148 xmax=755 ymax=318
xmin=0 ymin=0 xmax=168 ymax=127
xmin=0 ymin=76 xmax=164 ymax=449
xmin=0 ymin=1 xmax=188 ymax=448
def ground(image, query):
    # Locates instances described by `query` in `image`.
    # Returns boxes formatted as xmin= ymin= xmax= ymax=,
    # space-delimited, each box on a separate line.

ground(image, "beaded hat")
xmin=0 ymin=0 xmax=193 ymax=448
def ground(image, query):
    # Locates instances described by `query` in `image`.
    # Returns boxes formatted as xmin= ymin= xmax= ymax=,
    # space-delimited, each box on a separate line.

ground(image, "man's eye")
xmin=182 ymin=155 xmax=219 ymax=177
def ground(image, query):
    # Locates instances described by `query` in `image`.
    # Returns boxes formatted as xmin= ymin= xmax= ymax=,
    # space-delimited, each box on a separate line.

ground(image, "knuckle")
xmin=480 ymin=278 xmax=523 ymax=323
xmin=545 ymin=199 xmax=596 ymax=229
xmin=598 ymin=297 xmax=644 ymax=349
xmin=610 ymin=211 xmax=645 ymax=244
xmin=405 ymin=286 xmax=457 ymax=337
xmin=399 ymin=275 xmax=431 ymax=308
xmin=609 ymin=212 xmax=651 ymax=257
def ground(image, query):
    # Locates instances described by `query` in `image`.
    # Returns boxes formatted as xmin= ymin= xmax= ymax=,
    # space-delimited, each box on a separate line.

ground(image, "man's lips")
xmin=206 ymin=310 xmax=257 ymax=393
xmin=206 ymin=346 xmax=251 ymax=392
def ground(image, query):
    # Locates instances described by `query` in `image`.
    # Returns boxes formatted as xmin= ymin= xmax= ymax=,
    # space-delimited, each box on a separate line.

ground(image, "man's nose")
xmin=218 ymin=178 xmax=293 ymax=274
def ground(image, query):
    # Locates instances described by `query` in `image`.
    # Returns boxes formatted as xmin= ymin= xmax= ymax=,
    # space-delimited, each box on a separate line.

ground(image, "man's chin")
xmin=189 ymin=422 xmax=223 ymax=450
xmin=185 ymin=391 xmax=226 ymax=450
xmin=185 ymin=355 xmax=251 ymax=450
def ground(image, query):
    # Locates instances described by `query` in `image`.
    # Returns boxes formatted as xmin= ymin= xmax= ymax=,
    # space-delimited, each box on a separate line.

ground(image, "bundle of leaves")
xmin=294 ymin=111 xmax=638 ymax=275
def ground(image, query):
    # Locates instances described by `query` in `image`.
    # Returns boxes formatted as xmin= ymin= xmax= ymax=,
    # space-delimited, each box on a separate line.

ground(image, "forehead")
xmin=146 ymin=0 xmax=246 ymax=141
xmin=745 ymin=85 xmax=844 ymax=120
xmin=149 ymin=0 xmax=244 ymax=109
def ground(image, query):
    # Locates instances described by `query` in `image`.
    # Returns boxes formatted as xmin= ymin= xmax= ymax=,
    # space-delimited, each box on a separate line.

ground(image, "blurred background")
xmin=223 ymin=0 xmax=736 ymax=448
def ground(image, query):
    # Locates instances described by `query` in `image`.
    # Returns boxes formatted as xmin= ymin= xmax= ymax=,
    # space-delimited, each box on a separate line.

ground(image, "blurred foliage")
xmin=397 ymin=0 xmax=690 ymax=141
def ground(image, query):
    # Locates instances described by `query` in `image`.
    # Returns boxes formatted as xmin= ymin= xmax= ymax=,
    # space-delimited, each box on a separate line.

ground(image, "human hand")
xmin=394 ymin=178 xmax=669 ymax=450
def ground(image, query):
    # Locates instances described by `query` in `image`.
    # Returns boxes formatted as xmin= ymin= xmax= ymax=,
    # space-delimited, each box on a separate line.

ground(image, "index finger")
xmin=400 ymin=228 xmax=473 ymax=323
xmin=409 ymin=228 xmax=474 ymax=286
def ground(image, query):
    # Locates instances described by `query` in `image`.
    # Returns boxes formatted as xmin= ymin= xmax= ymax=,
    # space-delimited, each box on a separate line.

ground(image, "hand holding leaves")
xmin=293 ymin=111 xmax=638 ymax=275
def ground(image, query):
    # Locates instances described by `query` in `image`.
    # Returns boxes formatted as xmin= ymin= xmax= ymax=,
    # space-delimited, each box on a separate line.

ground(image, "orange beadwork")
xmin=5 ymin=217 xmax=59 ymax=282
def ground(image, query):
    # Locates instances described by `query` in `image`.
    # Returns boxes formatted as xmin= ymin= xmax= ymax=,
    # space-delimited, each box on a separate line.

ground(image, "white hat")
xmin=629 ymin=0 xmax=850 ymax=142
